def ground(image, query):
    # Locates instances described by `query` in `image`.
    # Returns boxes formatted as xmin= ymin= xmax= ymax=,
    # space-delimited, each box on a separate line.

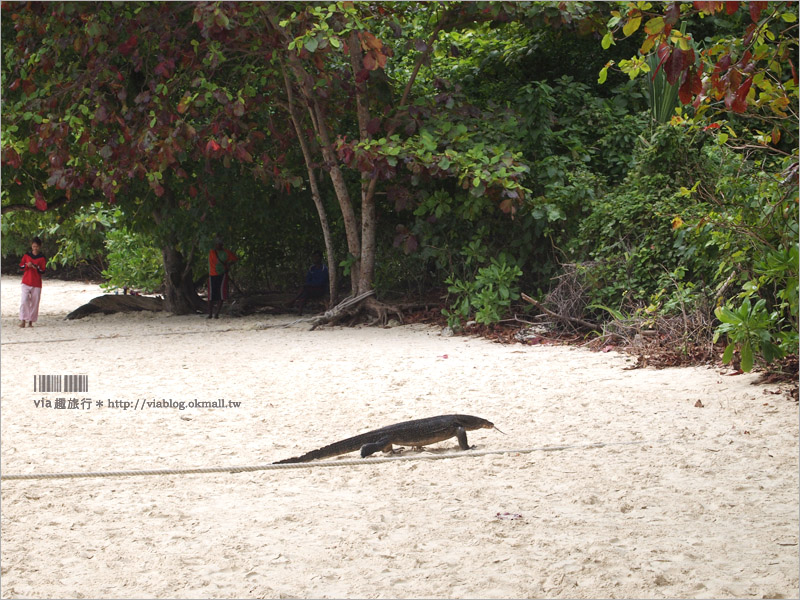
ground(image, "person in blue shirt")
xmin=287 ymin=250 xmax=329 ymax=315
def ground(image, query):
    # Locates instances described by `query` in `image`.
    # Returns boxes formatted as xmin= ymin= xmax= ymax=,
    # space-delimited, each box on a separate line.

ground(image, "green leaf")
xmin=304 ymin=37 xmax=319 ymax=53
xmin=740 ymin=342 xmax=753 ymax=372
xmin=715 ymin=305 xmax=738 ymax=324
xmin=622 ymin=15 xmax=641 ymax=37
xmin=761 ymin=341 xmax=783 ymax=363
xmin=722 ymin=342 xmax=735 ymax=365
xmin=601 ymin=31 xmax=614 ymax=50
xmin=644 ymin=16 xmax=665 ymax=35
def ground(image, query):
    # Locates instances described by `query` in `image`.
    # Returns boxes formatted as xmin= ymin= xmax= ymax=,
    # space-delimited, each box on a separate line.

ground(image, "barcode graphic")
xmin=34 ymin=375 xmax=88 ymax=393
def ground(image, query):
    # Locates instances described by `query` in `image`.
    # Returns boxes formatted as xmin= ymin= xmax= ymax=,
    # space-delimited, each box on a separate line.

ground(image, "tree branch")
xmin=521 ymin=293 xmax=600 ymax=331
xmin=2 ymin=195 xmax=71 ymax=215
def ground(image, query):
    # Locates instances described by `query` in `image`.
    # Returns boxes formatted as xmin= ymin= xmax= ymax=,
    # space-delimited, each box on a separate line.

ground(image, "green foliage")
xmin=714 ymin=297 xmax=783 ymax=372
xmin=100 ymin=228 xmax=163 ymax=294
xmin=576 ymin=174 xmax=687 ymax=309
xmin=1 ymin=201 xmax=118 ymax=277
xmin=46 ymin=203 xmax=119 ymax=270
xmin=443 ymin=249 xmax=522 ymax=329
xmin=1 ymin=210 xmax=51 ymax=259
xmin=712 ymin=244 xmax=799 ymax=370
xmin=644 ymin=51 xmax=680 ymax=124
xmin=1 ymin=0 xmax=795 ymax=359
xmin=516 ymin=76 xmax=648 ymax=184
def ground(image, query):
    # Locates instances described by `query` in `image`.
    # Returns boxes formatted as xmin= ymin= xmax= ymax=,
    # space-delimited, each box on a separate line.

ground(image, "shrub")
xmin=100 ymin=228 xmax=163 ymax=294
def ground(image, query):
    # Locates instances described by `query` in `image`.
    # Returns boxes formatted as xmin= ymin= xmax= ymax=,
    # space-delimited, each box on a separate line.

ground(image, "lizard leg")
xmin=456 ymin=426 xmax=473 ymax=450
xmin=360 ymin=436 xmax=392 ymax=458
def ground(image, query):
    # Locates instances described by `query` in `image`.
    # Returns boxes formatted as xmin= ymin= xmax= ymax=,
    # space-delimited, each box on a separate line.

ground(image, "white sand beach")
xmin=1 ymin=275 xmax=797 ymax=599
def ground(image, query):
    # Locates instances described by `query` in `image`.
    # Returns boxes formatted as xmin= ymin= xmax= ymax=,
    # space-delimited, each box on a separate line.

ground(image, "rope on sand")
xmin=0 ymin=438 xmax=671 ymax=481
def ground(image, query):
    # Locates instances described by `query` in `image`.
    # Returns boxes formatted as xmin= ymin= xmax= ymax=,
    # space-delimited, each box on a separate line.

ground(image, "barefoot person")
xmin=19 ymin=236 xmax=47 ymax=328
xmin=208 ymin=237 xmax=238 ymax=319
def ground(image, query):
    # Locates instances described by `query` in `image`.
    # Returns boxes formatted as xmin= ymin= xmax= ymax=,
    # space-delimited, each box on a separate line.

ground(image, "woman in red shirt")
xmin=19 ymin=236 xmax=46 ymax=328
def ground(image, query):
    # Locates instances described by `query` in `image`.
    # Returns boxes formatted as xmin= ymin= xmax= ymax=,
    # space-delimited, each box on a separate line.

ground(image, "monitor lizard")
xmin=273 ymin=414 xmax=501 ymax=464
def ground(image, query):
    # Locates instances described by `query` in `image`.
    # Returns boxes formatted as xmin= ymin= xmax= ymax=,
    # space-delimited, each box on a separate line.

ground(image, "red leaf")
xmin=2 ymin=147 xmax=21 ymax=168
xmin=234 ymin=145 xmax=253 ymax=163
xmin=360 ymin=31 xmax=383 ymax=51
xmin=189 ymin=185 xmax=198 ymax=198
xmin=402 ymin=234 xmax=418 ymax=254
xmin=737 ymin=50 xmax=752 ymax=68
xmin=205 ymin=139 xmax=221 ymax=154
xmin=665 ymin=2 xmax=681 ymax=25
xmin=118 ymin=35 xmax=137 ymax=56
xmin=725 ymin=1 xmax=739 ymax=15
xmin=749 ymin=1 xmax=766 ymax=22
xmin=21 ymin=79 xmax=36 ymax=95
xmin=665 ymin=48 xmax=687 ymax=85
xmin=681 ymin=48 xmax=695 ymax=70
xmin=499 ymin=198 xmax=516 ymax=214
xmin=366 ymin=118 xmax=381 ymax=135
xmin=679 ymin=71 xmax=693 ymax=104
xmin=729 ymin=68 xmax=742 ymax=89
xmin=652 ymin=42 xmax=671 ymax=79
xmin=34 ymin=192 xmax=47 ymax=211
xmin=691 ymin=65 xmax=704 ymax=95
xmin=355 ymin=68 xmax=370 ymax=84
xmin=693 ymin=1 xmax=719 ymax=14
xmin=363 ymin=52 xmax=377 ymax=70
xmin=743 ymin=22 xmax=757 ymax=46
xmin=716 ymin=53 xmax=731 ymax=74
xmin=154 ymin=59 xmax=175 ymax=79
xmin=732 ymin=76 xmax=753 ymax=113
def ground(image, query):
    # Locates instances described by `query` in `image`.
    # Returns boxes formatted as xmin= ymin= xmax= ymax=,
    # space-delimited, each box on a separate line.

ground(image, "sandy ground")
xmin=0 ymin=275 xmax=797 ymax=599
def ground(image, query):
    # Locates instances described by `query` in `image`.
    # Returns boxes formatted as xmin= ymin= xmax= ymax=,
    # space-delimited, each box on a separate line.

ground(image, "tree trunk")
xmin=161 ymin=245 xmax=203 ymax=314
xmin=281 ymin=63 xmax=338 ymax=303
xmin=348 ymin=31 xmax=378 ymax=295
xmin=151 ymin=194 xmax=204 ymax=315
xmin=311 ymin=98 xmax=362 ymax=292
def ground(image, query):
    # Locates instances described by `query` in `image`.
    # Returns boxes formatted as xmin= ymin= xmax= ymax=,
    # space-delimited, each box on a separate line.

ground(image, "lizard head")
xmin=458 ymin=415 xmax=504 ymax=434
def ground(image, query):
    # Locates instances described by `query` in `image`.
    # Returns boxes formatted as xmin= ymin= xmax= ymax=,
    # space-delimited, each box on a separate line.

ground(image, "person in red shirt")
xmin=207 ymin=237 xmax=238 ymax=319
xmin=19 ymin=236 xmax=47 ymax=328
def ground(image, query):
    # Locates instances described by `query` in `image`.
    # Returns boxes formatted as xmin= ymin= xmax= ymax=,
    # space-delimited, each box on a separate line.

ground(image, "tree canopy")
xmin=2 ymin=1 xmax=797 ymax=370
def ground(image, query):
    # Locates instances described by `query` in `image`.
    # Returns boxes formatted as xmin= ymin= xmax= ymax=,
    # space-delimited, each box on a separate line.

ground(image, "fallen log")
xmin=65 ymin=295 xmax=165 ymax=320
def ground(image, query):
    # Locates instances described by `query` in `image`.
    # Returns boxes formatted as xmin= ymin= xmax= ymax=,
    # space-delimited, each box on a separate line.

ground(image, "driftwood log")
xmin=65 ymin=295 xmax=164 ymax=320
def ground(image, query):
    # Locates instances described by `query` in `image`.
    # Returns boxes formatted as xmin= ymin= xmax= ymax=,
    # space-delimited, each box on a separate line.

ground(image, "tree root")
xmin=256 ymin=289 xmax=406 ymax=330
xmin=309 ymin=292 xmax=403 ymax=330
